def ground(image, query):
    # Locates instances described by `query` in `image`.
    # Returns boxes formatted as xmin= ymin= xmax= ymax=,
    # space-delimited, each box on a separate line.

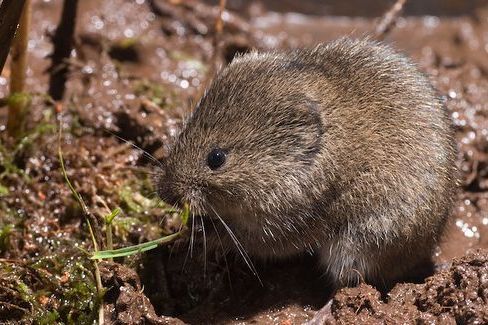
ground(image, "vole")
xmin=156 ymin=38 xmax=457 ymax=288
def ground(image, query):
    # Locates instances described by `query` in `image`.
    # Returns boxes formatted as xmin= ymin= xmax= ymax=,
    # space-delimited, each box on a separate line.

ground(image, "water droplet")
xmin=124 ymin=28 xmax=135 ymax=38
xmin=180 ymin=80 xmax=189 ymax=89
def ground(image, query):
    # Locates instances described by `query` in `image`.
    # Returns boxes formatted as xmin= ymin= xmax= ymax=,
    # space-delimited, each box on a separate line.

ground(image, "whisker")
xmin=147 ymin=191 xmax=161 ymax=202
xmin=181 ymin=213 xmax=195 ymax=271
xmin=169 ymin=238 xmax=182 ymax=264
xmin=199 ymin=215 xmax=207 ymax=279
xmin=168 ymin=209 xmax=185 ymax=260
xmin=119 ymin=165 xmax=160 ymax=175
xmin=208 ymin=215 xmax=233 ymax=292
xmin=180 ymin=205 xmax=195 ymax=269
xmin=190 ymin=212 xmax=196 ymax=258
xmin=209 ymin=204 xmax=262 ymax=284
xmin=103 ymin=128 xmax=164 ymax=170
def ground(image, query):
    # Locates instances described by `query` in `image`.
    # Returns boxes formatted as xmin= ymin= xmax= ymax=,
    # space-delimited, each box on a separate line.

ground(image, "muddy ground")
xmin=0 ymin=0 xmax=487 ymax=324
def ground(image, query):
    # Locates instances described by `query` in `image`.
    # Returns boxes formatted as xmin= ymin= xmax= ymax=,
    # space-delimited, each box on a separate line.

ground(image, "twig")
xmin=7 ymin=0 xmax=31 ymax=138
xmin=215 ymin=0 xmax=227 ymax=37
xmin=0 ymin=301 xmax=30 ymax=314
xmin=0 ymin=0 xmax=26 ymax=75
xmin=48 ymin=0 xmax=79 ymax=101
xmin=9 ymin=0 xmax=30 ymax=94
xmin=374 ymin=0 xmax=407 ymax=40
xmin=148 ymin=0 xmax=208 ymax=35
xmin=148 ymin=0 xmax=251 ymax=37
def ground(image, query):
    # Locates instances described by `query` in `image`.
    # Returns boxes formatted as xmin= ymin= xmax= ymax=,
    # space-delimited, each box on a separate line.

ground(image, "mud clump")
xmin=328 ymin=249 xmax=488 ymax=324
xmin=100 ymin=261 xmax=183 ymax=325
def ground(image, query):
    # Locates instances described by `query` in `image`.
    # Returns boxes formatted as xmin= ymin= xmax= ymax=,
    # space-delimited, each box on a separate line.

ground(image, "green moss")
xmin=16 ymin=280 xmax=34 ymax=304
xmin=0 ymin=248 xmax=99 ymax=323
xmin=114 ymin=175 xmax=175 ymax=241
xmin=6 ymin=92 xmax=32 ymax=138
xmin=34 ymin=253 xmax=99 ymax=323
xmin=117 ymin=37 xmax=138 ymax=49
xmin=168 ymin=51 xmax=207 ymax=73
xmin=36 ymin=311 xmax=60 ymax=325
xmin=133 ymin=79 xmax=170 ymax=108
xmin=0 ymin=224 xmax=13 ymax=253
xmin=7 ymin=92 xmax=32 ymax=110
xmin=0 ymin=183 xmax=8 ymax=196
xmin=0 ymin=110 xmax=55 ymax=180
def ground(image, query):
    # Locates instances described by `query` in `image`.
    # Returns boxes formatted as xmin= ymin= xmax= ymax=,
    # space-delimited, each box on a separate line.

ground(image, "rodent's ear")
xmin=301 ymin=99 xmax=324 ymax=133
xmin=296 ymin=99 xmax=324 ymax=162
xmin=270 ymin=97 xmax=324 ymax=165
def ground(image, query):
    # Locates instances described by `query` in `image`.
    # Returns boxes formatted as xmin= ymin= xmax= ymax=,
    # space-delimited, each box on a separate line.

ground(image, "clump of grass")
xmin=94 ymin=186 xmax=189 ymax=260
xmin=58 ymin=127 xmax=105 ymax=324
xmin=115 ymin=177 xmax=181 ymax=239
xmin=119 ymin=185 xmax=150 ymax=214
xmin=0 ymin=112 xmax=55 ymax=181
xmin=57 ymin=125 xmax=188 ymax=322
xmin=0 ymin=201 xmax=26 ymax=256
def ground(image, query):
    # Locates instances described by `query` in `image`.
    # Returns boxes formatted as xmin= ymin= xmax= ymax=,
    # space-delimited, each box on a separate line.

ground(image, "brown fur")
xmin=156 ymin=38 xmax=457 ymax=288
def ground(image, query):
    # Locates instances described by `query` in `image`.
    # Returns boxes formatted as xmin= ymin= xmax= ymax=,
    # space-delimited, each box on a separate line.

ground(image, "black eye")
xmin=207 ymin=148 xmax=226 ymax=170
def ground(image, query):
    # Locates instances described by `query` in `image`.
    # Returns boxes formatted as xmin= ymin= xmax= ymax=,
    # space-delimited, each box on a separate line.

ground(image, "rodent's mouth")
xmin=190 ymin=213 xmax=219 ymax=225
xmin=187 ymin=214 xmax=222 ymax=237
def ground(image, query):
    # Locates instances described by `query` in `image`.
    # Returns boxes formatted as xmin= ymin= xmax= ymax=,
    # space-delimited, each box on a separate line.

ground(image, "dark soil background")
xmin=0 ymin=0 xmax=487 ymax=324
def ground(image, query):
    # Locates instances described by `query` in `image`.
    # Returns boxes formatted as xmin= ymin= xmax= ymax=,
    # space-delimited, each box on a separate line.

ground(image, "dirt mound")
xmin=327 ymin=249 xmax=488 ymax=324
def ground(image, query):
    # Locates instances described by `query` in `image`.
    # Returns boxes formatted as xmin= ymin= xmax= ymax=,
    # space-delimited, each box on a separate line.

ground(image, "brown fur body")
xmin=157 ymin=38 xmax=457 ymax=288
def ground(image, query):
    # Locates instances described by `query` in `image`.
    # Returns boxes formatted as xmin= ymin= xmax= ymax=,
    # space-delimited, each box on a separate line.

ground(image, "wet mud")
xmin=0 ymin=0 xmax=487 ymax=323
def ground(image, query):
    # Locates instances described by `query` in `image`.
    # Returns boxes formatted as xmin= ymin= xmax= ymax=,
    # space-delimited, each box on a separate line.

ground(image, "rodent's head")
xmin=157 ymin=53 xmax=325 ymax=232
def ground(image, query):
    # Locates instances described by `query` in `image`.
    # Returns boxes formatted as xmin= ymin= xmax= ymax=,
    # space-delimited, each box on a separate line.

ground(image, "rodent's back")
xmin=298 ymin=39 xmax=456 ymax=229
xmin=228 ymin=38 xmax=456 ymax=237
xmin=287 ymin=39 xmax=457 ymax=284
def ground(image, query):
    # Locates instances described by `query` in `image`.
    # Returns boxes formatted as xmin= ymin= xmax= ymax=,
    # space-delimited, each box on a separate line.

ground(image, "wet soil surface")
xmin=0 ymin=0 xmax=488 ymax=324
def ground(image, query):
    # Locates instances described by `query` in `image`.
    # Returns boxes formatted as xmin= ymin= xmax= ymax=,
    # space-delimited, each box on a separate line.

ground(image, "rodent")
xmin=156 ymin=37 xmax=457 ymax=288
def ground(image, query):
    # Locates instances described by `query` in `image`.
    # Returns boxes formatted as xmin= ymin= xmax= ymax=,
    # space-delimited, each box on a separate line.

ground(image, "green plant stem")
xmin=58 ymin=127 xmax=104 ymax=324
xmin=87 ymin=219 xmax=104 ymax=325
xmin=106 ymin=224 xmax=113 ymax=256
xmin=104 ymin=208 xmax=120 ymax=262
xmin=91 ymin=232 xmax=182 ymax=260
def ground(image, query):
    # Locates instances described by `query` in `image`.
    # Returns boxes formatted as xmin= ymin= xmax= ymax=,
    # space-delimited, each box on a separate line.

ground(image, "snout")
xmin=156 ymin=175 xmax=207 ymax=214
xmin=156 ymin=173 xmax=182 ymax=207
xmin=157 ymin=185 xmax=181 ymax=208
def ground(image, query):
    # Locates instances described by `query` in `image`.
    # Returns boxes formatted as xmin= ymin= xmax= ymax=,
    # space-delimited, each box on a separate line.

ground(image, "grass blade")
xmin=91 ymin=232 xmax=181 ymax=260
